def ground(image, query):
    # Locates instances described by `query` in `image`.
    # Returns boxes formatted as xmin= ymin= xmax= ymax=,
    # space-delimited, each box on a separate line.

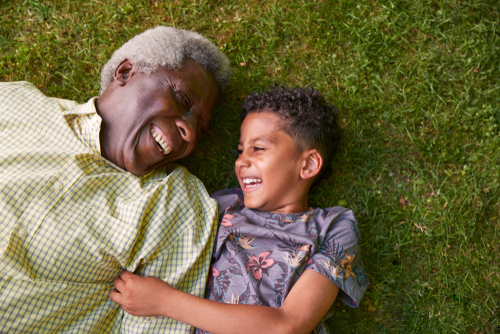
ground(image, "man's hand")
xmin=110 ymin=271 xmax=171 ymax=317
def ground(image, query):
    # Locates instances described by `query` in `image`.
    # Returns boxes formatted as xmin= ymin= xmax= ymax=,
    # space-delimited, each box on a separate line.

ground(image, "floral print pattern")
xmin=246 ymin=251 xmax=275 ymax=280
xmin=221 ymin=213 xmax=235 ymax=227
xmin=199 ymin=188 xmax=369 ymax=334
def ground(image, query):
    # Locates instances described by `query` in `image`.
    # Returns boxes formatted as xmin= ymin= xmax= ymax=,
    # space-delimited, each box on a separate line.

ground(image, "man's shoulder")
xmin=161 ymin=166 xmax=218 ymax=218
xmin=0 ymin=81 xmax=80 ymax=112
xmin=0 ymin=81 xmax=41 ymax=95
xmin=0 ymin=81 xmax=37 ymax=88
xmin=144 ymin=164 xmax=202 ymax=184
xmin=144 ymin=164 xmax=215 ymax=202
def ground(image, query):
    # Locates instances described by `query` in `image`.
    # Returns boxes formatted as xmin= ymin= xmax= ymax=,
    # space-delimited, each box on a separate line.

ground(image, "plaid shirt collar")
xmin=62 ymin=97 xmax=102 ymax=157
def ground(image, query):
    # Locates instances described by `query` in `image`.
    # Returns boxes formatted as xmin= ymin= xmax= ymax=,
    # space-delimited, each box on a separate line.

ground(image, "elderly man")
xmin=0 ymin=26 xmax=231 ymax=333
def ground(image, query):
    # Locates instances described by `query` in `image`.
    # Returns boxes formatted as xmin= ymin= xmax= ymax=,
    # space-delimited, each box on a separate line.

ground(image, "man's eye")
xmin=236 ymin=149 xmax=243 ymax=155
xmin=253 ymin=147 xmax=264 ymax=152
xmin=175 ymin=91 xmax=190 ymax=108
xmin=199 ymin=125 xmax=207 ymax=136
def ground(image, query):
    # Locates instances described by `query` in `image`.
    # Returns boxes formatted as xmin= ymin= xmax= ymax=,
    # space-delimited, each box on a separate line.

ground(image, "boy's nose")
xmin=235 ymin=152 xmax=250 ymax=168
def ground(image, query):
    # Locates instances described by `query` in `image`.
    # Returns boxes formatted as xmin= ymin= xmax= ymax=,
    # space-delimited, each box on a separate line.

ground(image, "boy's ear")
xmin=300 ymin=149 xmax=323 ymax=180
xmin=113 ymin=59 xmax=135 ymax=86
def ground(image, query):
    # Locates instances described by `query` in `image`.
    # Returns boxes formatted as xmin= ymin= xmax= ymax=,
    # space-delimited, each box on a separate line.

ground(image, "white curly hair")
xmin=100 ymin=26 xmax=231 ymax=94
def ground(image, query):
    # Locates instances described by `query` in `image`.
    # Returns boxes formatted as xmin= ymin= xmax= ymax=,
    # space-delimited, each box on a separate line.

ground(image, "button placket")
xmin=18 ymin=228 xmax=28 ymax=239
xmin=54 ymin=182 xmax=63 ymax=191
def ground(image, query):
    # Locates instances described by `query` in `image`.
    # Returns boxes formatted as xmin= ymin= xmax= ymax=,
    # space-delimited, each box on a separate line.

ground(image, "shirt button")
xmin=54 ymin=182 xmax=63 ymax=190
xmin=19 ymin=229 xmax=28 ymax=239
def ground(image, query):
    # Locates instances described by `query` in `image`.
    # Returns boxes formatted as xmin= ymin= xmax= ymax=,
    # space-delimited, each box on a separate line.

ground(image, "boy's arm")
xmin=110 ymin=269 xmax=339 ymax=334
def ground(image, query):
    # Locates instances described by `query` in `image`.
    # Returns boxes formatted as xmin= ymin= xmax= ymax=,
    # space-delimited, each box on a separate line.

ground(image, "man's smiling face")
xmin=97 ymin=58 xmax=219 ymax=175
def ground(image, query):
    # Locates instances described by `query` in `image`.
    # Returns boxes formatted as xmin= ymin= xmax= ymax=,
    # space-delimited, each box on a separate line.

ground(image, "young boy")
xmin=110 ymin=86 xmax=368 ymax=334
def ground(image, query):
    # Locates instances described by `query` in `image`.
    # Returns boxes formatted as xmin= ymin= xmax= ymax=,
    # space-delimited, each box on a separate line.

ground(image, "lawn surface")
xmin=1 ymin=0 xmax=499 ymax=333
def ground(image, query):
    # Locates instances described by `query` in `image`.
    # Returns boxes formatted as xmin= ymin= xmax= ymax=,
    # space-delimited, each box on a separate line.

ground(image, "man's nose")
xmin=175 ymin=113 xmax=197 ymax=142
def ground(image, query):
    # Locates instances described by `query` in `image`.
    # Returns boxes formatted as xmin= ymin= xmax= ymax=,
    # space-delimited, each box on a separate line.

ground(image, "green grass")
xmin=1 ymin=0 xmax=499 ymax=332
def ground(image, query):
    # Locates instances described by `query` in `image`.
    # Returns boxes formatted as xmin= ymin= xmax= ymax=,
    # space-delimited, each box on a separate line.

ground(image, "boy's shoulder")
xmin=321 ymin=206 xmax=358 ymax=228
xmin=316 ymin=206 xmax=361 ymax=244
xmin=324 ymin=206 xmax=356 ymax=220
xmin=210 ymin=188 xmax=244 ymax=215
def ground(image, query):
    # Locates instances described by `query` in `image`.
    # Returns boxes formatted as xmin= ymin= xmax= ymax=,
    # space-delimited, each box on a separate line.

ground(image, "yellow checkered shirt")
xmin=0 ymin=82 xmax=218 ymax=333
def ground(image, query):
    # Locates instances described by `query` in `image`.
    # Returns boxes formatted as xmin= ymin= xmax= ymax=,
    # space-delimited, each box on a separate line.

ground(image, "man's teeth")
xmin=243 ymin=178 xmax=262 ymax=187
xmin=150 ymin=127 xmax=172 ymax=155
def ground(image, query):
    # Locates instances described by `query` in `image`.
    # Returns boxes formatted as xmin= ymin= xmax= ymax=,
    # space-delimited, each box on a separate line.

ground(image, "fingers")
xmin=111 ymin=271 xmax=142 ymax=308
xmin=113 ymin=276 xmax=125 ymax=292
xmin=114 ymin=270 xmax=137 ymax=290
xmin=109 ymin=288 xmax=122 ymax=304
xmin=120 ymin=270 xmax=134 ymax=280
xmin=110 ymin=271 xmax=136 ymax=307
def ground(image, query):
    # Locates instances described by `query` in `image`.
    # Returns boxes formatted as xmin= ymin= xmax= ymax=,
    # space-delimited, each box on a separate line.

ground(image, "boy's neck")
xmin=266 ymin=195 xmax=309 ymax=214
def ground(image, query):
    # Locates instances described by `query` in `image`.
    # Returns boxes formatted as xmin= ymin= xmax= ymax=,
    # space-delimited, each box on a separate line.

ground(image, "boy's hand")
xmin=110 ymin=270 xmax=171 ymax=317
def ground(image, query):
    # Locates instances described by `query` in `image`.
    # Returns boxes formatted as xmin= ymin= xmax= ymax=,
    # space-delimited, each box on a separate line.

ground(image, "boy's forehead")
xmin=239 ymin=112 xmax=299 ymax=149
xmin=241 ymin=112 xmax=281 ymax=134
xmin=238 ymin=136 xmax=275 ymax=145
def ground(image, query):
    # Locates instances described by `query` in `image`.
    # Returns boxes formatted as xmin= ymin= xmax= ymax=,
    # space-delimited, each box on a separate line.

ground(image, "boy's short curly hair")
xmin=241 ymin=85 xmax=343 ymax=181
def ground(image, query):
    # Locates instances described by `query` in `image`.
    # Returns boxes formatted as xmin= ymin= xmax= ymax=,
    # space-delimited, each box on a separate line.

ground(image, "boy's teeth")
xmin=243 ymin=178 xmax=262 ymax=184
xmin=150 ymin=127 xmax=172 ymax=155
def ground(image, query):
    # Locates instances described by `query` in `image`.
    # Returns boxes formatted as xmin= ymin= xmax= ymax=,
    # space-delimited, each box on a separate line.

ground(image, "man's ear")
xmin=113 ymin=59 xmax=134 ymax=86
xmin=300 ymin=149 xmax=323 ymax=180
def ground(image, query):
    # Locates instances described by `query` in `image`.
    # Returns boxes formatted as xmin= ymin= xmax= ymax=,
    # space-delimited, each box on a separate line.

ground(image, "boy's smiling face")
xmin=235 ymin=111 xmax=311 ymax=214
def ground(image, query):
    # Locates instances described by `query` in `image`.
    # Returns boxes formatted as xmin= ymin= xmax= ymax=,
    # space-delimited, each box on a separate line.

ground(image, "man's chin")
xmin=124 ymin=145 xmax=195 ymax=175
xmin=121 ymin=158 xmax=150 ymax=176
xmin=129 ymin=158 xmax=175 ymax=176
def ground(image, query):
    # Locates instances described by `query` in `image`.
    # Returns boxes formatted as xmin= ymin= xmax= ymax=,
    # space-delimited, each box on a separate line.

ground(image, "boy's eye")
xmin=236 ymin=149 xmax=243 ymax=155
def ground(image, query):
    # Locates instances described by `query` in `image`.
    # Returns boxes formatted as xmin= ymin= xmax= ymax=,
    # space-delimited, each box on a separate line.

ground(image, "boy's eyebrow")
xmin=238 ymin=137 xmax=275 ymax=146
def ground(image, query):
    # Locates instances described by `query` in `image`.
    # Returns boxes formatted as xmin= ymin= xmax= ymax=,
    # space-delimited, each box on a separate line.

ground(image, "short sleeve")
xmin=304 ymin=208 xmax=368 ymax=308
xmin=210 ymin=188 xmax=243 ymax=220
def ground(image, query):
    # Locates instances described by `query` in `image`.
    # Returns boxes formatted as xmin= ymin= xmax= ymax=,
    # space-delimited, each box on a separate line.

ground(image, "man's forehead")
xmin=177 ymin=60 xmax=218 ymax=95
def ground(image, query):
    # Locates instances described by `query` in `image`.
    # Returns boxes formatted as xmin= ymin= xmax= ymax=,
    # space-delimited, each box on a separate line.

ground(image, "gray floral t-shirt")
xmin=196 ymin=188 xmax=368 ymax=334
